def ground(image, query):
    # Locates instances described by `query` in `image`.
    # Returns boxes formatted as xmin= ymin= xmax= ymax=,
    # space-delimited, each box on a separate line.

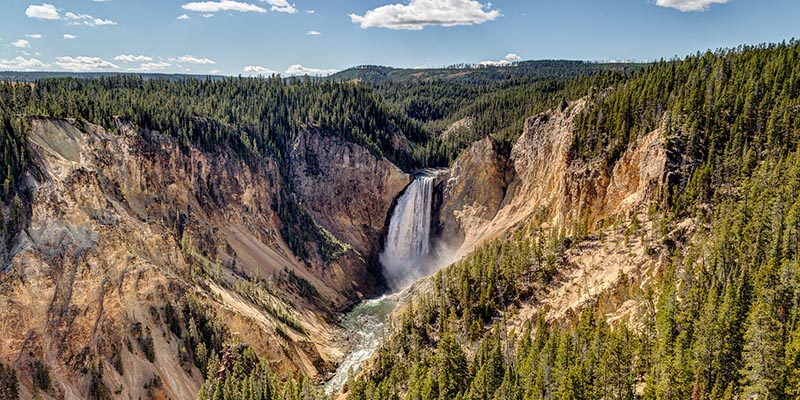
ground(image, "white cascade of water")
xmin=324 ymin=174 xmax=439 ymax=395
xmin=379 ymin=175 xmax=435 ymax=290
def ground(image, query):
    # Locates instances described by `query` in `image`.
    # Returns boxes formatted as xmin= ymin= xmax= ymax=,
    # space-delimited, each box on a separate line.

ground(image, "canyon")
xmin=0 ymin=36 xmax=793 ymax=400
xmin=0 ymin=94 xmax=674 ymax=399
xmin=0 ymin=115 xmax=411 ymax=398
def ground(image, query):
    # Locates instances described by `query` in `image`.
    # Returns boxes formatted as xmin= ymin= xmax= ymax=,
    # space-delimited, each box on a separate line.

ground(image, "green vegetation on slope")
xmin=4 ymin=42 xmax=800 ymax=400
xmin=0 ymin=76 xmax=431 ymax=262
xmin=0 ymin=76 xmax=428 ymax=170
xmin=344 ymin=41 xmax=800 ymax=400
xmin=0 ymin=361 xmax=18 ymax=400
xmin=352 ymin=61 xmax=639 ymax=165
xmin=573 ymin=41 xmax=800 ymax=204
xmin=196 ymin=343 xmax=318 ymax=400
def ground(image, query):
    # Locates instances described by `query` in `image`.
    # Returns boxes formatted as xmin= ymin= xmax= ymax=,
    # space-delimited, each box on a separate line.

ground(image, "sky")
xmin=0 ymin=0 xmax=799 ymax=76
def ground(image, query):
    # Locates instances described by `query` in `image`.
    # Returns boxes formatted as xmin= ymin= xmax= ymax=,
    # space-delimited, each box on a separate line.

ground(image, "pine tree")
xmin=437 ymin=332 xmax=467 ymax=400
xmin=741 ymin=260 xmax=787 ymax=398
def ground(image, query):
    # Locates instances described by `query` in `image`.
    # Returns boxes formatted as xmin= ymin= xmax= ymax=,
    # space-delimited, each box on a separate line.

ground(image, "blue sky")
xmin=1 ymin=0 xmax=798 ymax=75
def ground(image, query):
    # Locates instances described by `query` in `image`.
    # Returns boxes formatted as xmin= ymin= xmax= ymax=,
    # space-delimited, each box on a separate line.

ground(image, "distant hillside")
xmin=1 ymin=60 xmax=639 ymax=84
xmin=0 ymin=71 xmax=226 ymax=82
xmin=335 ymin=60 xmax=644 ymax=166
xmin=331 ymin=60 xmax=642 ymax=84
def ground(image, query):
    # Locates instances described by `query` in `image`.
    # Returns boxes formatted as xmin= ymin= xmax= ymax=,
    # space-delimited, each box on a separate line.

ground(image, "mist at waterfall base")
xmin=380 ymin=174 xmax=455 ymax=292
xmin=324 ymin=174 xmax=454 ymax=395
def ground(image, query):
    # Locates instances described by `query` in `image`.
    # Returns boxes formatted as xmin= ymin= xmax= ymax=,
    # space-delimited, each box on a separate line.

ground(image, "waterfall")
xmin=380 ymin=174 xmax=435 ymax=290
xmin=324 ymin=174 xmax=439 ymax=394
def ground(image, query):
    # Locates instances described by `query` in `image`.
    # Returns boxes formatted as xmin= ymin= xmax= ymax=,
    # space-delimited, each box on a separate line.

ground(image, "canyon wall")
xmin=0 ymin=118 xmax=408 ymax=398
xmin=438 ymin=100 xmax=668 ymax=254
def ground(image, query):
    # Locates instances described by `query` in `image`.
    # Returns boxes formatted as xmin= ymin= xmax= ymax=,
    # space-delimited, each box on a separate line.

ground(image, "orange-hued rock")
xmin=290 ymin=131 xmax=411 ymax=258
xmin=0 ymin=118 xmax=405 ymax=399
xmin=439 ymin=99 xmax=668 ymax=257
xmin=436 ymin=136 xmax=510 ymax=248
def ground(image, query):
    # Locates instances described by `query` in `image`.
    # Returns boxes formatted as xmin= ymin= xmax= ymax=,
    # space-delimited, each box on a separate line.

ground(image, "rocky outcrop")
xmin=290 ymin=131 xmax=411 ymax=258
xmin=560 ymin=127 xmax=667 ymax=229
xmin=436 ymin=137 xmax=510 ymax=248
xmin=436 ymin=103 xmax=579 ymax=252
xmin=427 ymin=99 xmax=672 ymax=329
xmin=441 ymin=117 xmax=473 ymax=140
xmin=598 ymin=128 xmax=667 ymax=216
xmin=438 ymin=99 xmax=669 ymax=255
xmin=0 ymin=118 xmax=405 ymax=399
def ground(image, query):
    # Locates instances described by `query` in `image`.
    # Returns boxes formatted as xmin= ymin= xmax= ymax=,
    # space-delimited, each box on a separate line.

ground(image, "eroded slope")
xmin=0 ymin=117 xmax=409 ymax=399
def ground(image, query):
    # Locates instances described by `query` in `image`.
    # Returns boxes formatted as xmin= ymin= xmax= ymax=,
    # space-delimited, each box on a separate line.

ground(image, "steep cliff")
xmin=434 ymin=99 xmax=670 ymax=322
xmin=435 ymin=136 xmax=510 ymax=249
xmin=439 ymin=99 xmax=667 ymax=254
xmin=290 ymin=131 xmax=411 ymax=261
xmin=0 ymin=117 xmax=408 ymax=398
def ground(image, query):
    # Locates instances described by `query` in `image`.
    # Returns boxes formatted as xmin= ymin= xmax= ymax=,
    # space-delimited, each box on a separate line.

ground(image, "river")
xmin=324 ymin=295 xmax=399 ymax=396
xmin=324 ymin=173 xmax=439 ymax=396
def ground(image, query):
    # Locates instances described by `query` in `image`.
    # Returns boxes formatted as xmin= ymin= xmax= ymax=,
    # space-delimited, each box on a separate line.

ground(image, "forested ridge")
xmin=345 ymin=41 xmax=800 ymax=400
xmin=0 ymin=61 xmax=632 ymax=184
xmin=0 ymin=76 xmax=429 ymax=172
xmin=0 ymin=76 xmax=433 ymax=265
xmin=360 ymin=61 xmax=637 ymax=165
xmin=331 ymin=60 xmax=636 ymax=85
xmin=3 ymin=41 xmax=800 ymax=399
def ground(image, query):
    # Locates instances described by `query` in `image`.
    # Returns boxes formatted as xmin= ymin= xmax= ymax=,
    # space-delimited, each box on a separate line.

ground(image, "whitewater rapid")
xmin=323 ymin=296 xmax=398 ymax=395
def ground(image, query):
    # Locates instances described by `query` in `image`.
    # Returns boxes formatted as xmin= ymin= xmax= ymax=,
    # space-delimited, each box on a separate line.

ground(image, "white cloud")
xmin=305 ymin=9 xmax=315 ymax=14
xmin=244 ymin=65 xmax=278 ymax=74
xmin=178 ymin=14 xmax=191 ymax=19
xmin=26 ymin=4 xmax=116 ymax=26
xmin=202 ymin=13 xmax=215 ymax=18
xmin=306 ymin=30 xmax=321 ymax=36
xmin=260 ymin=0 xmax=297 ymax=14
xmin=26 ymin=3 xmax=60 ymax=20
xmin=11 ymin=40 xmax=31 ymax=49
xmin=477 ymin=53 xmax=522 ymax=67
xmin=65 ymin=12 xmax=117 ymax=26
xmin=128 ymin=62 xmax=171 ymax=72
xmin=170 ymin=55 xmax=216 ymax=64
xmin=655 ymin=0 xmax=729 ymax=11
xmin=350 ymin=0 xmax=500 ymax=30
xmin=63 ymin=34 xmax=77 ymax=39
xmin=55 ymin=56 xmax=119 ymax=71
xmin=285 ymin=64 xmax=337 ymax=76
xmin=26 ymin=34 xmax=43 ymax=39
xmin=142 ymin=62 xmax=171 ymax=69
xmin=114 ymin=54 xmax=154 ymax=62
xmin=182 ymin=1 xmax=267 ymax=13
xmin=0 ymin=56 xmax=48 ymax=71
xmin=270 ymin=5 xmax=296 ymax=13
